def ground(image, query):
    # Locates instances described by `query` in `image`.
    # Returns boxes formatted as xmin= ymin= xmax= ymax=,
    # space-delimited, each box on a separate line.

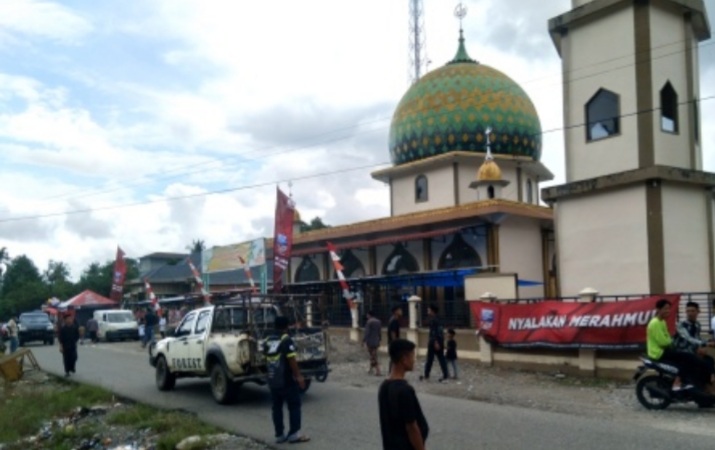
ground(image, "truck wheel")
xmin=156 ymin=356 xmax=176 ymax=391
xmin=299 ymin=379 xmax=312 ymax=394
xmin=210 ymin=363 xmax=237 ymax=404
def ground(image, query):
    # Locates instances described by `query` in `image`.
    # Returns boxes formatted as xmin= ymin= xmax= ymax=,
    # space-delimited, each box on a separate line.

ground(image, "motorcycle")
xmin=633 ymin=357 xmax=715 ymax=409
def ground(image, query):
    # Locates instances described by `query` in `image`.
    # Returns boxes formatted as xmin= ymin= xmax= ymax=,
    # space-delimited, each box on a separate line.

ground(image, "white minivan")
xmin=94 ymin=309 xmax=139 ymax=342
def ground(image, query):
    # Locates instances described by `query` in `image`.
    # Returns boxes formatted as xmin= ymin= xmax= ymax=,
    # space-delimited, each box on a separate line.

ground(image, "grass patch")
xmin=108 ymin=404 xmax=222 ymax=450
xmin=0 ymin=380 xmax=113 ymax=443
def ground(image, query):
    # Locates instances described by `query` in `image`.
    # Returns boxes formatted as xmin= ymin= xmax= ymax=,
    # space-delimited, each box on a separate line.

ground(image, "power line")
xmin=21 ymin=33 xmax=713 ymax=208
xmin=1 ymin=93 xmax=713 ymax=225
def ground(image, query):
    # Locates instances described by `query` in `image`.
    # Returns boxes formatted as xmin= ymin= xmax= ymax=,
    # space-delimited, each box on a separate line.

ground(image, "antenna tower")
xmin=409 ymin=0 xmax=427 ymax=84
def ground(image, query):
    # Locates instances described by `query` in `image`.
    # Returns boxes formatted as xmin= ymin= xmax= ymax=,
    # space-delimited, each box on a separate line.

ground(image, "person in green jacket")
xmin=647 ymin=299 xmax=711 ymax=390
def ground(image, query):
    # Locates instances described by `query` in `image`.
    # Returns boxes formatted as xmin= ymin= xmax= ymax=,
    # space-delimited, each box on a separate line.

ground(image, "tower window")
xmin=526 ymin=179 xmax=533 ymax=204
xmin=487 ymin=185 xmax=495 ymax=199
xmin=660 ymin=82 xmax=678 ymax=133
xmin=586 ymin=89 xmax=620 ymax=141
xmin=415 ymin=174 xmax=428 ymax=203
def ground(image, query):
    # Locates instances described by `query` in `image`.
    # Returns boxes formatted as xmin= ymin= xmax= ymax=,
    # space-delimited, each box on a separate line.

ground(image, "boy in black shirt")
xmin=378 ymin=339 xmax=429 ymax=450
xmin=58 ymin=313 xmax=80 ymax=376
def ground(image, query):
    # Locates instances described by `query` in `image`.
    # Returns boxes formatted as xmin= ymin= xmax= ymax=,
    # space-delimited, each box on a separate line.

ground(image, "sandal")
xmin=289 ymin=435 xmax=311 ymax=444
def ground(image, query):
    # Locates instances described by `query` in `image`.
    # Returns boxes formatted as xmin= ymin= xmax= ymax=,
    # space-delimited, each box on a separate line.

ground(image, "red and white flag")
xmin=327 ymin=242 xmax=354 ymax=309
xmin=238 ymin=255 xmax=257 ymax=293
xmin=144 ymin=278 xmax=161 ymax=313
xmin=187 ymin=259 xmax=211 ymax=305
xmin=273 ymin=187 xmax=295 ymax=293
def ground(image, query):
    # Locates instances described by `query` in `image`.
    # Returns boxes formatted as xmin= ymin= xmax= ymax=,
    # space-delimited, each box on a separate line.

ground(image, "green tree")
xmin=0 ymin=255 xmax=47 ymax=317
xmin=43 ymin=260 xmax=76 ymax=300
xmin=300 ymin=217 xmax=331 ymax=232
xmin=76 ymin=258 xmax=140 ymax=298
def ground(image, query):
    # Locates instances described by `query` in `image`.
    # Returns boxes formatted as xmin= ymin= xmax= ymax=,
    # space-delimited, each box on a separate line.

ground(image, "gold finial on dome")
xmin=476 ymin=126 xmax=502 ymax=181
xmin=293 ymin=208 xmax=302 ymax=222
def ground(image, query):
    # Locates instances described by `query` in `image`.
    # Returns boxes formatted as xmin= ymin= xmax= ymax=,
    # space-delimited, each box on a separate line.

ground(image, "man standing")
xmin=379 ymin=339 xmax=429 ymax=450
xmin=143 ymin=308 xmax=157 ymax=348
xmin=265 ymin=316 xmax=310 ymax=444
xmin=422 ymin=304 xmax=449 ymax=382
xmin=363 ymin=310 xmax=382 ymax=376
xmin=58 ymin=313 xmax=80 ymax=377
xmin=86 ymin=317 xmax=99 ymax=344
xmin=6 ymin=316 xmax=18 ymax=354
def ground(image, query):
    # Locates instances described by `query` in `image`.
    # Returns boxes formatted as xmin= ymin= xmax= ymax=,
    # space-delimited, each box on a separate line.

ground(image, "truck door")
xmin=187 ymin=309 xmax=212 ymax=372
xmin=170 ymin=311 xmax=196 ymax=371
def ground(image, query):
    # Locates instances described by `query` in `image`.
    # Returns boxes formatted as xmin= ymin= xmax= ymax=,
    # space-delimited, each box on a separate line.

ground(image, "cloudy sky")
xmin=0 ymin=0 xmax=714 ymax=280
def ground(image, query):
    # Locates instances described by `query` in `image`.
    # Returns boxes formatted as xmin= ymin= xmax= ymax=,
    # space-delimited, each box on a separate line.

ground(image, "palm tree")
xmin=186 ymin=239 xmax=206 ymax=254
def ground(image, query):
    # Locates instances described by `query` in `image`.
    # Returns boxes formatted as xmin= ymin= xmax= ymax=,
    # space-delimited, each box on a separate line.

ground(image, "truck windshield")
xmin=106 ymin=312 xmax=134 ymax=323
xmin=21 ymin=314 xmax=50 ymax=324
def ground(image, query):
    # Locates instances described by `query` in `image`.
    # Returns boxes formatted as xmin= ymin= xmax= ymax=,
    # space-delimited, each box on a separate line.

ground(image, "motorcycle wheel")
xmin=636 ymin=374 xmax=672 ymax=410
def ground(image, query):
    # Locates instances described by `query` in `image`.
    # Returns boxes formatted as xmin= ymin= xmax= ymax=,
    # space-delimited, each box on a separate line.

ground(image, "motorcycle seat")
xmin=640 ymin=357 xmax=679 ymax=375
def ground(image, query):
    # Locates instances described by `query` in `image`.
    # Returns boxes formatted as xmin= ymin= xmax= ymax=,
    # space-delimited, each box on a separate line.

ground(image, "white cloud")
xmin=0 ymin=0 xmax=92 ymax=45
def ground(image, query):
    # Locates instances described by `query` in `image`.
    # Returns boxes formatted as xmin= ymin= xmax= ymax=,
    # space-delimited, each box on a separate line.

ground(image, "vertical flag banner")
xmin=110 ymin=246 xmax=127 ymax=302
xmin=144 ymin=278 xmax=161 ymax=314
xmin=187 ymin=259 xmax=211 ymax=305
xmin=327 ymin=242 xmax=355 ymax=309
xmin=238 ymin=256 xmax=257 ymax=293
xmin=273 ymin=188 xmax=295 ymax=292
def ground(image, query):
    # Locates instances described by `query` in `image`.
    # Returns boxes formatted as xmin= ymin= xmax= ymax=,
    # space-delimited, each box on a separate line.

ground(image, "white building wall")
xmin=498 ymin=217 xmax=545 ymax=298
xmin=662 ymin=185 xmax=710 ymax=292
xmin=650 ymin=4 xmax=692 ymax=169
xmin=556 ymin=185 xmax=650 ymax=296
xmin=391 ymin=165 xmax=454 ymax=216
xmin=563 ymin=5 xmax=639 ymax=182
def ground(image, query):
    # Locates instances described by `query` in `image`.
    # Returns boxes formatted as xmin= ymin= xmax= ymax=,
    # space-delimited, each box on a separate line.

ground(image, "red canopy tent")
xmin=60 ymin=290 xmax=117 ymax=309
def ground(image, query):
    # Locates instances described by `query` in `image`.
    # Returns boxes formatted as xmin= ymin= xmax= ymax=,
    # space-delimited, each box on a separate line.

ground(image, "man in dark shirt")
xmin=379 ymin=339 xmax=428 ymax=450
xmin=388 ymin=306 xmax=402 ymax=345
xmin=423 ymin=304 xmax=449 ymax=382
xmin=58 ymin=313 xmax=80 ymax=377
xmin=266 ymin=316 xmax=310 ymax=444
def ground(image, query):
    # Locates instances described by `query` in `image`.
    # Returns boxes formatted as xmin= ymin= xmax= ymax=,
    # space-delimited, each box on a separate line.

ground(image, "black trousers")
xmin=661 ymin=349 xmax=710 ymax=387
xmin=62 ymin=346 xmax=78 ymax=374
xmin=424 ymin=340 xmax=448 ymax=379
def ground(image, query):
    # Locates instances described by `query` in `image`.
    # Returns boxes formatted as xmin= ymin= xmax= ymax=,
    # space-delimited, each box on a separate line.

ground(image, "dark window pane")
xmin=415 ymin=175 xmax=428 ymax=202
xmin=660 ymin=82 xmax=678 ymax=133
xmin=586 ymin=89 xmax=620 ymax=141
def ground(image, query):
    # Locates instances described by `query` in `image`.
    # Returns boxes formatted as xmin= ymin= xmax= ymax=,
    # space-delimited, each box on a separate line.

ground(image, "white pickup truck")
xmin=148 ymin=301 xmax=329 ymax=404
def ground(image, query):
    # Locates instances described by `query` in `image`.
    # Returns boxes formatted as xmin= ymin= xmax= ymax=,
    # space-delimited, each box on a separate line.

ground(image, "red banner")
xmin=273 ymin=188 xmax=295 ymax=293
xmin=109 ymin=246 xmax=127 ymax=302
xmin=470 ymin=295 xmax=680 ymax=349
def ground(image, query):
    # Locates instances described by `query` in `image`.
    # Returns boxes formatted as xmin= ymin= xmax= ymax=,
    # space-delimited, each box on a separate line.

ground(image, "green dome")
xmin=389 ymin=33 xmax=542 ymax=165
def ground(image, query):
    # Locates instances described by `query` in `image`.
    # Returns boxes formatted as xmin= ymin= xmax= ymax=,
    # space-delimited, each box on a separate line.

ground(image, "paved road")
xmin=28 ymin=343 xmax=715 ymax=449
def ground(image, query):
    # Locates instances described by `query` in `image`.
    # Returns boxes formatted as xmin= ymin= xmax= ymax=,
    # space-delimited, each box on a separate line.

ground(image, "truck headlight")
xmin=18 ymin=324 xmax=25 ymax=331
xmin=47 ymin=324 xmax=54 ymax=330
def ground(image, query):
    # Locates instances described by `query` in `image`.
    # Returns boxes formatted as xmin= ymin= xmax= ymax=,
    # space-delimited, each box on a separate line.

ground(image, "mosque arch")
xmin=382 ymin=243 xmax=420 ymax=275
xmin=586 ymin=89 xmax=620 ymax=141
xmin=332 ymin=249 xmax=365 ymax=279
xmin=294 ymin=256 xmax=320 ymax=283
xmin=415 ymin=175 xmax=429 ymax=203
xmin=438 ymin=233 xmax=482 ymax=270
xmin=660 ymin=82 xmax=678 ymax=133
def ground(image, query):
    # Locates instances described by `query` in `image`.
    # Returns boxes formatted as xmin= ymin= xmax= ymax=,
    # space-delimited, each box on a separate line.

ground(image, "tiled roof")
xmin=294 ymin=198 xmax=552 ymax=245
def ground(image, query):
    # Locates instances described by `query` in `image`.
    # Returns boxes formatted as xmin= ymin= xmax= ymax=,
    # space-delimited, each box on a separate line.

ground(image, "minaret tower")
xmin=543 ymin=0 xmax=714 ymax=296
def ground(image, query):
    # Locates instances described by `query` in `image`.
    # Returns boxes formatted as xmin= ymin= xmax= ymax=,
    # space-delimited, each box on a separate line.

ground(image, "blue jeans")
xmin=143 ymin=327 xmax=154 ymax=347
xmin=448 ymin=359 xmax=458 ymax=378
xmin=9 ymin=337 xmax=18 ymax=354
xmin=271 ymin=384 xmax=301 ymax=438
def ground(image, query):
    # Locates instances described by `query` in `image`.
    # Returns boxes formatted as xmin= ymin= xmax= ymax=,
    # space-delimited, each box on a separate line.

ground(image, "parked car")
xmin=95 ymin=309 xmax=139 ymax=342
xmin=18 ymin=311 xmax=55 ymax=346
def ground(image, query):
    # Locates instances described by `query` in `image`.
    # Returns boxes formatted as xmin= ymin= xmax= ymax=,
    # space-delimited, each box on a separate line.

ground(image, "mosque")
xmin=139 ymin=0 xmax=713 ymax=328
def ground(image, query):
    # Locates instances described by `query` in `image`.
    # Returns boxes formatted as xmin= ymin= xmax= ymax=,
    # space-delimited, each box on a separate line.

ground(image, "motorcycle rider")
xmin=673 ymin=301 xmax=715 ymax=378
xmin=647 ymin=299 xmax=711 ymax=390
